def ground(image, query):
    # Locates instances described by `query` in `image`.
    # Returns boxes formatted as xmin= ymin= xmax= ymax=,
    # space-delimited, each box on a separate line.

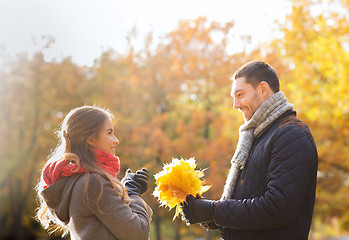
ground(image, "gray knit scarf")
xmin=220 ymin=91 xmax=293 ymax=200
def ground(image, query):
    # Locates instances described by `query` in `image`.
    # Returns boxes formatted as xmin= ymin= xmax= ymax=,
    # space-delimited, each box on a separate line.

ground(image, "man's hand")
xmin=181 ymin=195 xmax=219 ymax=225
xmin=200 ymin=221 xmax=220 ymax=230
xmin=121 ymin=168 xmax=149 ymax=196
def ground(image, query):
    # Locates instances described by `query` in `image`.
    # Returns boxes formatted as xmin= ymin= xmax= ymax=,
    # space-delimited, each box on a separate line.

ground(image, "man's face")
xmin=231 ymin=77 xmax=264 ymax=122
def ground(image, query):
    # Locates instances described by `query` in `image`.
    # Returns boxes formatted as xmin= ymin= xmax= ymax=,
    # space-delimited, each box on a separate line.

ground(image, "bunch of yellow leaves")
xmin=153 ymin=157 xmax=211 ymax=220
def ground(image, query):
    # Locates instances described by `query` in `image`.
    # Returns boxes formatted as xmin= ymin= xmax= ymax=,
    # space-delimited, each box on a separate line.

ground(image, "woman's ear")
xmin=87 ymin=136 xmax=95 ymax=147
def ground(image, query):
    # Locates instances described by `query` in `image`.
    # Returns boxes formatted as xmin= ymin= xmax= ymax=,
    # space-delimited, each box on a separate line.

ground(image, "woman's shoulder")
xmin=74 ymin=172 xmax=110 ymax=191
xmin=74 ymin=172 xmax=124 ymax=199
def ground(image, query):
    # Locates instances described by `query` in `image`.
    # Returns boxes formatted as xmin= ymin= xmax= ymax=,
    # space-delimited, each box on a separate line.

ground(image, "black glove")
xmin=181 ymin=195 xmax=219 ymax=225
xmin=121 ymin=168 xmax=149 ymax=196
xmin=200 ymin=221 xmax=220 ymax=230
xmin=134 ymin=168 xmax=149 ymax=194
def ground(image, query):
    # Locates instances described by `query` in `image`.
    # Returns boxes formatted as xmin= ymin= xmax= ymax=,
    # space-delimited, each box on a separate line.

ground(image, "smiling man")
xmin=231 ymin=64 xmax=277 ymax=121
xmin=181 ymin=60 xmax=318 ymax=240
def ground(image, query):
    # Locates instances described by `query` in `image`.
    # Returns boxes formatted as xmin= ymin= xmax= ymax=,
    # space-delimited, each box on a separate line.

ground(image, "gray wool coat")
xmin=41 ymin=173 xmax=152 ymax=240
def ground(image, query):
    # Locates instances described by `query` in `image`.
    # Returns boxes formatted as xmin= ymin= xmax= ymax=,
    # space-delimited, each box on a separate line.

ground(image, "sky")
xmin=0 ymin=0 xmax=292 ymax=67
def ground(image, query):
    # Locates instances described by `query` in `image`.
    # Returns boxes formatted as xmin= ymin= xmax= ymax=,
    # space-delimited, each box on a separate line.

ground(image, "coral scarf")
xmin=43 ymin=148 xmax=120 ymax=187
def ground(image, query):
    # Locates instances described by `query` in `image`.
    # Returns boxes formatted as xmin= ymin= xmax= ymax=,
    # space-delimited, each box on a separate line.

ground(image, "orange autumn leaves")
xmin=153 ymin=158 xmax=211 ymax=220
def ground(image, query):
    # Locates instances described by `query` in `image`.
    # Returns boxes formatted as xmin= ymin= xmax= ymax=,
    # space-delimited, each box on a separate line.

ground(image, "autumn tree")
xmin=0 ymin=52 xmax=91 ymax=239
xmin=1 ymin=2 xmax=348 ymax=239
xmin=273 ymin=0 xmax=349 ymax=237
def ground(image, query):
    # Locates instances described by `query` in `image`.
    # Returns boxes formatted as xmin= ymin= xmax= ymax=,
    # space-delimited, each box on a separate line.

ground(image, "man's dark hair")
xmin=232 ymin=60 xmax=280 ymax=93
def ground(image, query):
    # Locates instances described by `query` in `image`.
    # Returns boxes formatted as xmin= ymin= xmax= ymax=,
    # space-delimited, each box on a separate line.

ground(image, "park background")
xmin=0 ymin=0 xmax=348 ymax=239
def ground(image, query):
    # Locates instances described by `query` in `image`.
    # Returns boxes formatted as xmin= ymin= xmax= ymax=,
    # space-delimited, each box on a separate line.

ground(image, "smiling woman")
xmin=35 ymin=105 xmax=152 ymax=240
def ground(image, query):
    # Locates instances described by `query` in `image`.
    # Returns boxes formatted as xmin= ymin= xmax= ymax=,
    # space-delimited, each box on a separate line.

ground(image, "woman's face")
xmin=88 ymin=118 xmax=119 ymax=155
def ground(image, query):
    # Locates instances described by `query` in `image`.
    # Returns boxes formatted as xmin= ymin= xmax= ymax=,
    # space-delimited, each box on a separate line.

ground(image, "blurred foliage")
xmin=0 ymin=0 xmax=348 ymax=239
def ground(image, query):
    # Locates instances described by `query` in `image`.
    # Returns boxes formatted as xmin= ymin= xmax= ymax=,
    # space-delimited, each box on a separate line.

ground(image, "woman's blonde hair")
xmin=35 ymin=105 xmax=129 ymax=236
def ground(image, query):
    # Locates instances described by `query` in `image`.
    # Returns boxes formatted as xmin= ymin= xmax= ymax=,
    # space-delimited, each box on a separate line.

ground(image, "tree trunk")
xmin=9 ymin=178 xmax=23 ymax=240
xmin=154 ymin=208 xmax=162 ymax=240
xmin=174 ymin=219 xmax=181 ymax=240
xmin=205 ymin=229 xmax=213 ymax=240
xmin=204 ymin=104 xmax=211 ymax=139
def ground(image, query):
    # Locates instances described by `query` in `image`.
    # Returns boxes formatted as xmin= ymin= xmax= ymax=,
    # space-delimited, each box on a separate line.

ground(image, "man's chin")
xmin=243 ymin=114 xmax=251 ymax=122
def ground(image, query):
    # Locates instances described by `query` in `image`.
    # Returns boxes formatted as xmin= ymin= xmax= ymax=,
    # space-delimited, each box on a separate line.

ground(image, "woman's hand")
xmin=122 ymin=168 xmax=149 ymax=196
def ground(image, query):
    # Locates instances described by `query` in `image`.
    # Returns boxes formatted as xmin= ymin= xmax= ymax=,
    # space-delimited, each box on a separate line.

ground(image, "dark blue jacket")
xmin=214 ymin=111 xmax=318 ymax=240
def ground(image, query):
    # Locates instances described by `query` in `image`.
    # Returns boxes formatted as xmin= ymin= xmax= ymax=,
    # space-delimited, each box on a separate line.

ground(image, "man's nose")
xmin=233 ymin=98 xmax=241 ymax=109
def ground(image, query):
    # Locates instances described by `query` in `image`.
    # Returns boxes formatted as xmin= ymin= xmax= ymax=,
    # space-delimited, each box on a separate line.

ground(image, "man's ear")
xmin=259 ymin=81 xmax=272 ymax=99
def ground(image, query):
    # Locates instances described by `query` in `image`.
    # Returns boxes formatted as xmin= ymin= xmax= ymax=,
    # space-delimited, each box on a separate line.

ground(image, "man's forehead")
xmin=232 ymin=76 xmax=247 ymax=83
xmin=232 ymin=77 xmax=247 ymax=89
xmin=231 ymin=77 xmax=255 ymax=95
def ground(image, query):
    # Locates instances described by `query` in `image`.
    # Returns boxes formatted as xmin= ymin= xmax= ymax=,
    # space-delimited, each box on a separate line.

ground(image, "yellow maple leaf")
xmin=153 ymin=157 xmax=211 ymax=220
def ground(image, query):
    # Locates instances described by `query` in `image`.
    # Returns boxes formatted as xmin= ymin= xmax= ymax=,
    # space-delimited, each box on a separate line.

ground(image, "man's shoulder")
xmin=278 ymin=112 xmax=306 ymax=131
xmin=259 ymin=111 xmax=305 ymax=139
xmin=260 ymin=111 xmax=314 ymax=144
xmin=276 ymin=111 xmax=317 ymax=150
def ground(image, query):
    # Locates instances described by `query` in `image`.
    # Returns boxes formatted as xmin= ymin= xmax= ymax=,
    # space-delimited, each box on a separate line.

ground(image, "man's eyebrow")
xmin=233 ymin=89 xmax=244 ymax=95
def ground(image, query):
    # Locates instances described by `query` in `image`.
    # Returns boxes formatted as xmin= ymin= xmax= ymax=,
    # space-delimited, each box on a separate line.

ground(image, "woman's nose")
xmin=114 ymin=136 xmax=120 ymax=145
